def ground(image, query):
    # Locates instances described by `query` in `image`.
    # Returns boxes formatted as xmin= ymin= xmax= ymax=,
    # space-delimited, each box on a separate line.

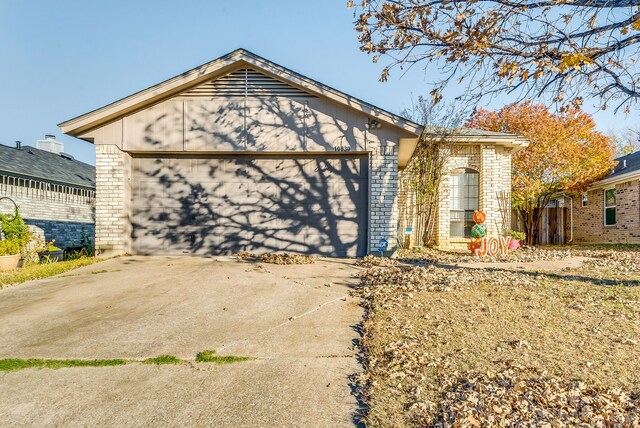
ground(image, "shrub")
xmin=0 ymin=208 xmax=32 ymax=256
xmin=0 ymin=211 xmax=31 ymax=247
xmin=0 ymin=238 xmax=22 ymax=256
xmin=508 ymin=230 xmax=526 ymax=241
xmin=40 ymin=240 xmax=61 ymax=252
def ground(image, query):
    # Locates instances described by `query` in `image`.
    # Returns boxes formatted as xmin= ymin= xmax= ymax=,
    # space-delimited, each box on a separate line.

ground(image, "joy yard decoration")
xmin=469 ymin=210 xmax=512 ymax=257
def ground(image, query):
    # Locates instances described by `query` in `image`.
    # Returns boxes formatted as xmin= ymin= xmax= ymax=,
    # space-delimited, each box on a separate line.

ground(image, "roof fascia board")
xmin=60 ymin=49 xmax=422 ymax=137
xmin=0 ymin=169 xmax=95 ymax=190
xmin=430 ymin=135 xmax=529 ymax=148
xmin=589 ymin=170 xmax=640 ymax=189
xmin=242 ymin=55 xmax=422 ymax=135
xmin=60 ymin=54 xmax=246 ymax=135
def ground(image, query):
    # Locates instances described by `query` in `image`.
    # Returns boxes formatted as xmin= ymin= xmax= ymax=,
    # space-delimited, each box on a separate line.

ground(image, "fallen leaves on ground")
xmin=397 ymin=247 xmax=571 ymax=264
xmin=360 ymin=265 xmax=541 ymax=298
xmin=234 ymin=251 xmax=256 ymax=260
xmin=356 ymin=255 xmax=399 ymax=268
xmin=575 ymin=248 xmax=640 ymax=274
xmin=355 ymin=259 xmax=640 ymax=427
xmin=436 ymin=367 xmax=640 ymax=427
xmin=260 ymin=253 xmax=316 ymax=265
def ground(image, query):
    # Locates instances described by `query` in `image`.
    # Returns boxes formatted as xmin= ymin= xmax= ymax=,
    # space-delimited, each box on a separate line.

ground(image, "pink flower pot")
xmin=508 ymin=239 xmax=521 ymax=250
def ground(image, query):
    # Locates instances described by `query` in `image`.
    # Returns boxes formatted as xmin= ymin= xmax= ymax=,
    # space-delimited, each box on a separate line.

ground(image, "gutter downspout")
xmin=567 ymin=196 xmax=574 ymax=243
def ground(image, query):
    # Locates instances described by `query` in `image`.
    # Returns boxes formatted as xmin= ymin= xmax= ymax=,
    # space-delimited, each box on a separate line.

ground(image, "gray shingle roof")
xmin=422 ymin=125 xmax=519 ymax=138
xmin=608 ymin=151 xmax=640 ymax=180
xmin=0 ymin=144 xmax=95 ymax=189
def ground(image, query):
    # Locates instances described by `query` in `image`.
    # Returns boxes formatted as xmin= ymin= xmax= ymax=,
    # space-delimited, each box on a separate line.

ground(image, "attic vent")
xmin=180 ymin=68 xmax=315 ymax=98
xmin=60 ymin=152 xmax=75 ymax=161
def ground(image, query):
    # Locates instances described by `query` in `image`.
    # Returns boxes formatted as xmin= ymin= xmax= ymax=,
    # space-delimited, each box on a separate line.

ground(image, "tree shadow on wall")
xmin=136 ymin=95 xmax=368 ymax=152
xmin=131 ymin=154 xmax=369 ymax=257
xmin=131 ymin=92 xmax=377 ymax=256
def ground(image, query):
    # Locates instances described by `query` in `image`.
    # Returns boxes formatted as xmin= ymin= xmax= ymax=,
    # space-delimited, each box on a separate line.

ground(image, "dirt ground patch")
xmin=356 ymin=248 xmax=640 ymax=427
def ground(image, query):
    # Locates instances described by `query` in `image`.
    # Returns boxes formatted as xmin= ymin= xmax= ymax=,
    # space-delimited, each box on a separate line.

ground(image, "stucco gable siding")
xmin=85 ymin=71 xmax=415 ymax=154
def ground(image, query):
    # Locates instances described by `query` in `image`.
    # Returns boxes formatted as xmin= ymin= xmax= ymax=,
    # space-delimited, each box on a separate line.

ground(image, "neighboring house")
xmin=0 ymin=136 xmax=95 ymax=248
xmin=560 ymin=151 xmax=640 ymax=244
xmin=59 ymin=49 xmax=524 ymax=257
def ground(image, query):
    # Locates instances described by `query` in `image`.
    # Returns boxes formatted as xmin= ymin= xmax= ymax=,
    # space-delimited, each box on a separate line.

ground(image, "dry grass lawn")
xmin=357 ymin=250 xmax=640 ymax=426
xmin=0 ymin=257 xmax=103 ymax=289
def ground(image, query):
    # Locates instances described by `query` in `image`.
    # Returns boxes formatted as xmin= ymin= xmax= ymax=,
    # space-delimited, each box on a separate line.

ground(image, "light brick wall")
xmin=437 ymin=145 xmax=482 ymax=248
xmin=0 ymin=177 xmax=94 ymax=248
xmin=369 ymin=143 xmax=398 ymax=252
xmin=94 ymin=141 xmax=398 ymax=256
xmin=571 ymin=179 xmax=640 ymax=243
xmin=398 ymin=143 xmax=513 ymax=250
xmin=95 ymin=145 xmax=132 ymax=255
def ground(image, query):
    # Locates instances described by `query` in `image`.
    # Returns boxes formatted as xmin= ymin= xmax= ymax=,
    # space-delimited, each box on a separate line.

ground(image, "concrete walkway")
xmin=0 ymin=256 xmax=364 ymax=427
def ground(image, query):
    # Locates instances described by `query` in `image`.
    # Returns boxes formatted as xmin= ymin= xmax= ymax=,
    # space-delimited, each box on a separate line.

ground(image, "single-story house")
xmin=59 ymin=49 xmax=526 ymax=257
xmin=0 ymin=136 xmax=95 ymax=248
xmin=560 ymin=150 xmax=640 ymax=244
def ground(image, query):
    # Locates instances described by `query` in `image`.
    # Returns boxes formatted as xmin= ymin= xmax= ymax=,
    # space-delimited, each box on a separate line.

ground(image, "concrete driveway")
xmin=0 ymin=256 xmax=364 ymax=427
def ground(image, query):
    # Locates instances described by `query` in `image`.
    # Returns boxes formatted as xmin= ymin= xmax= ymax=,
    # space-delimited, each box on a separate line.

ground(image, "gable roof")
xmin=610 ymin=150 xmax=640 ymax=179
xmin=59 ymin=48 xmax=423 ymax=137
xmin=422 ymin=126 xmax=529 ymax=147
xmin=0 ymin=144 xmax=95 ymax=189
xmin=591 ymin=150 xmax=640 ymax=187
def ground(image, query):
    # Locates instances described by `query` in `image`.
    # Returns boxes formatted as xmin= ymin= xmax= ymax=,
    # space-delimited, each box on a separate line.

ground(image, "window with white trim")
xmin=450 ymin=168 xmax=479 ymax=238
xmin=604 ymin=188 xmax=616 ymax=226
xmin=581 ymin=193 xmax=588 ymax=207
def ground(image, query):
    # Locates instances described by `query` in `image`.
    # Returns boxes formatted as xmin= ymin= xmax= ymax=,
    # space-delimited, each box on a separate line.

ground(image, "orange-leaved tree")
xmin=467 ymin=102 xmax=615 ymax=245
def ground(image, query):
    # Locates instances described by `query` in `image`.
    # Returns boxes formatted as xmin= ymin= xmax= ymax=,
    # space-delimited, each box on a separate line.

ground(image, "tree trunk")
xmin=520 ymin=194 xmax=553 ymax=246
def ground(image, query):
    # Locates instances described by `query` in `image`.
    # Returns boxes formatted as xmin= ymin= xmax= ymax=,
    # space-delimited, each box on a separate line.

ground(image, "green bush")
xmin=41 ymin=240 xmax=61 ymax=252
xmin=0 ymin=211 xmax=30 ymax=243
xmin=0 ymin=238 xmax=22 ymax=256
xmin=0 ymin=209 xmax=32 ymax=255
xmin=508 ymin=230 xmax=526 ymax=241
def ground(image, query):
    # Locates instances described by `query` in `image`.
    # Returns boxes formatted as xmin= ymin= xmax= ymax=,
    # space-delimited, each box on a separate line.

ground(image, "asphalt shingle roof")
xmin=609 ymin=151 xmax=640 ymax=180
xmin=0 ymin=144 xmax=95 ymax=189
xmin=422 ymin=125 xmax=519 ymax=138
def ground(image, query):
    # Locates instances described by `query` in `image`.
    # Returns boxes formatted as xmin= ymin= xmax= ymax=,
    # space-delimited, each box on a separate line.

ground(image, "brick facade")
xmin=569 ymin=179 xmax=640 ymax=243
xmin=0 ymin=176 xmax=94 ymax=248
xmin=398 ymin=143 xmax=514 ymax=250
xmin=94 ymin=145 xmax=132 ymax=256
xmin=93 ymin=138 xmax=518 ymax=255
xmin=94 ymin=141 xmax=400 ymax=256
xmin=369 ymin=143 xmax=398 ymax=252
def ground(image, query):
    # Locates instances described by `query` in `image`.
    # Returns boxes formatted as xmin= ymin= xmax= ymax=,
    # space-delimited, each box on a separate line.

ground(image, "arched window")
xmin=450 ymin=168 xmax=479 ymax=238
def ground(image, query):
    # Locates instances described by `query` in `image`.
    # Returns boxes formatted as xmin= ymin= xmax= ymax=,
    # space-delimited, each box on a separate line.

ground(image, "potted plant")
xmin=0 ymin=205 xmax=32 ymax=270
xmin=0 ymin=238 xmax=22 ymax=270
xmin=38 ymin=240 xmax=64 ymax=262
xmin=507 ymin=230 xmax=526 ymax=250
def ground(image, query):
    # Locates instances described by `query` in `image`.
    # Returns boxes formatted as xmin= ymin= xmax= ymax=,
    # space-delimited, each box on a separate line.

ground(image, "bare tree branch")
xmin=350 ymin=0 xmax=640 ymax=111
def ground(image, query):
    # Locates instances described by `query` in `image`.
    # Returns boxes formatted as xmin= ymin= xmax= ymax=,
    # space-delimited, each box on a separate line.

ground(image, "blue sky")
xmin=1 ymin=0 xmax=634 ymax=165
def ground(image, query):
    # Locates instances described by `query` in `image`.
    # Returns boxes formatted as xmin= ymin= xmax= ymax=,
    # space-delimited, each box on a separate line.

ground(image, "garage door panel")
xmin=226 ymin=158 xmax=279 ymax=181
xmin=277 ymin=158 xmax=313 ymax=179
xmin=133 ymin=178 xmax=166 ymax=205
xmin=133 ymin=229 xmax=167 ymax=254
xmin=306 ymin=233 xmax=360 ymax=258
xmin=132 ymin=155 xmax=368 ymax=256
xmin=191 ymin=158 xmax=225 ymax=180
